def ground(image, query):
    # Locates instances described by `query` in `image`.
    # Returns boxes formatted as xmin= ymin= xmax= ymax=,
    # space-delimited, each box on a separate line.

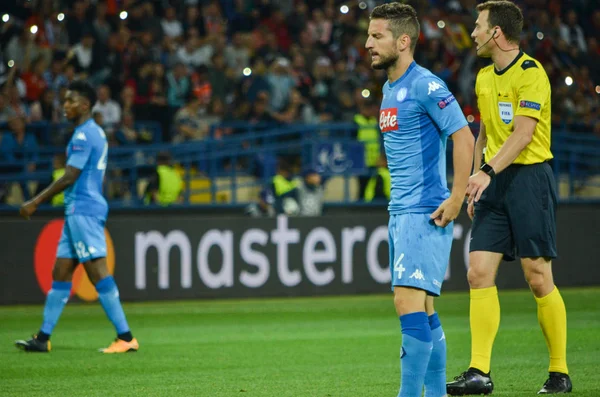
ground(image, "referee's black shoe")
xmin=15 ymin=335 xmax=51 ymax=352
xmin=447 ymin=368 xmax=494 ymax=395
xmin=538 ymin=372 xmax=572 ymax=394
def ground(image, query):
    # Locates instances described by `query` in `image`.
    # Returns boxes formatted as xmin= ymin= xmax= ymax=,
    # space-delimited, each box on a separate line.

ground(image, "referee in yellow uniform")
xmin=447 ymin=1 xmax=572 ymax=395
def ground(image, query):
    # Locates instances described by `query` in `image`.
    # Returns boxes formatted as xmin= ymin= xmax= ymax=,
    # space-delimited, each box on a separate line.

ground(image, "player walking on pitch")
xmin=16 ymin=81 xmax=139 ymax=354
xmin=446 ymin=1 xmax=572 ymax=395
xmin=366 ymin=3 xmax=474 ymax=396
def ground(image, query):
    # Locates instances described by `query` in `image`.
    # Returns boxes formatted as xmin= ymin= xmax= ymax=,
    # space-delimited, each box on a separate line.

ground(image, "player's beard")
xmin=372 ymin=51 xmax=399 ymax=71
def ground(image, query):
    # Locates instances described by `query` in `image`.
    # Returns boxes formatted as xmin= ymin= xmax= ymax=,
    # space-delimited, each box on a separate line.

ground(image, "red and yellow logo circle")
xmin=34 ymin=219 xmax=116 ymax=302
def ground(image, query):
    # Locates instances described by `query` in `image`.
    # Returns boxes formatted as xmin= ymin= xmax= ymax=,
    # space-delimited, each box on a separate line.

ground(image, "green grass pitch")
xmin=1 ymin=288 xmax=599 ymax=396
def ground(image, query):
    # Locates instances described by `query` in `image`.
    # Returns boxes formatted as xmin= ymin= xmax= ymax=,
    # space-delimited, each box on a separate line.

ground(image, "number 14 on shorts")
xmin=394 ymin=253 xmax=406 ymax=279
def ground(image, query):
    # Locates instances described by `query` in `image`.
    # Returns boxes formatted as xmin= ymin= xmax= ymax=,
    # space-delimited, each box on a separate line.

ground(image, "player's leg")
xmin=394 ymin=286 xmax=431 ymax=397
xmin=16 ymin=220 xmax=79 ymax=352
xmin=74 ymin=215 xmax=138 ymax=353
xmin=447 ymin=179 xmax=512 ymax=395
xmin=391 ymin=213 xmax=452 ymax=397
xmin=424 ymin=296 xmax=447 ymax=397
xmin=511 ymin=163 xmax=571 ymax=393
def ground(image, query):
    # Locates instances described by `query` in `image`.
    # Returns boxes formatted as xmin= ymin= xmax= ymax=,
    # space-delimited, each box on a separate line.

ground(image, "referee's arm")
xmin=468 ymin=115 xmax=536 ymax=202
xmin=474 ymin=121 xmax=487 ymax=171
xmin=485 ymin=115 xmax=536 ymax=174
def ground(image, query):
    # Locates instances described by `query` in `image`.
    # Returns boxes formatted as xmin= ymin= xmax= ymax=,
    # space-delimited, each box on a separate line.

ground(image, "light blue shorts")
xmin=388 ymin=213 xmax=453 ymax=296
xmin=57 ymin=215 xmax=107 ymax=262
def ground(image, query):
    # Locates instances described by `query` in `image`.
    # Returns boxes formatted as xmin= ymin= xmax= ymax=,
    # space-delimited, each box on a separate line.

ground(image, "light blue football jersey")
xmin=379 ymin=61 xmax=468 ymax=215
xmin=64 ymin=118 xmax=109 ymax=220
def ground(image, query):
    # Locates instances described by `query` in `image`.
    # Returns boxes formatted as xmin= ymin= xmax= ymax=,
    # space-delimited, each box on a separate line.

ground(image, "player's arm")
xmin=20 ymin=131 xmax=92 ymax=219
xmin=431 ymin=124 xmax=475 ymax=227
xmin=417 ymin=77 xmax=475 ymax=226
xmin=449 ymin=126 xmax=475 ymax=202
xmin=19 ymin=166 xmax=82 ymax=218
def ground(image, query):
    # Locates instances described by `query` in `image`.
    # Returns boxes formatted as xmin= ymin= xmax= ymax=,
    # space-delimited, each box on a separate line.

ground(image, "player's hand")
xmin=467 ymin=171 xmax=491 ymax=203
xmin=430 ymin=196 xmax=462 ymax=227
xmin=19 ymin=200 xmax=37 ymax=219
xmin=467 ymin=200 xmax=475 ymax=221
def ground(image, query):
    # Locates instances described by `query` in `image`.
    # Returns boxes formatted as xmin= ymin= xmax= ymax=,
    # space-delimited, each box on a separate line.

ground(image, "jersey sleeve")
xmin=67 ymin=130 xmax=92 ymax=170
xmin=417 ymin=76 xmax=468 ymax=138
xmin=515 ymin=64 xmax=549 ymax=121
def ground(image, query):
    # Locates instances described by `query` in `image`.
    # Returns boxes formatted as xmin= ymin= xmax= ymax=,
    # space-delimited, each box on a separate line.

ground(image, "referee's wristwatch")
xmin=480 ymin=162 xmax=496 ymax=179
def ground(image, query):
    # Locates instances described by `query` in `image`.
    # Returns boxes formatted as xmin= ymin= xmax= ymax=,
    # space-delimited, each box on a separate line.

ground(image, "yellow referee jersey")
xmin=476 ymin=51 xmax=553 ymax=164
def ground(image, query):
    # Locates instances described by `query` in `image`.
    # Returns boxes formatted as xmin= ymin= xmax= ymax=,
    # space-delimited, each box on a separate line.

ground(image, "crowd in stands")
xmin=0 ymin=0 xmax=598 ymax=206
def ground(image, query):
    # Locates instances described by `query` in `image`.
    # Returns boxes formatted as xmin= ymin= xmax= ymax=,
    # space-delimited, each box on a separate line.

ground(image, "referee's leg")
xmin=522 ymin=257 xmax=572 ymax=393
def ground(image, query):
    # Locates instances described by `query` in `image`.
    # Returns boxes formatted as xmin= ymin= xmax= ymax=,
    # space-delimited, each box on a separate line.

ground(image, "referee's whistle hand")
xmin=467 ymin=171 xmax=492 ymax=203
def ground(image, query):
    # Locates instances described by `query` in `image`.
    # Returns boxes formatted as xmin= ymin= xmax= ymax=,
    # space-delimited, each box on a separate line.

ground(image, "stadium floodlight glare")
xmin=30 ymin=25 xmax=38 ymax=34
xmin=2 ymin=14 xmax=9 ymax=23
xmin=565 ymin=76 xmax=573 ymax=86
xmin=359 ymin=2 xmax=367 ymax=10
xmin=595 ymin=85 xmax=600 ymax=94
xmin=120 ymin=11 xmax=128 ymax=20
xmin=8 ymin=60 xmax=14 ymax=68
xmin=57 ymin=13 xmax=65 ymax=22
xmin=243 ymin=67 xmax=252 ymax=76
xmin=536 ymin=32 xmax=544 ymax=40
xmin=340 ymin=5 xmax=349 ymax=14
xmin=437 ymin=20 xmax=446 ymax=28
xmin=361 ymin=89 xmax=370 ymax=98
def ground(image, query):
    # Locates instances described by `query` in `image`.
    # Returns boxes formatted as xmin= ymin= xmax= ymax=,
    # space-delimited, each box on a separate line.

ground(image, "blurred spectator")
xmin=560 ymin=10 xmax=588 ymax=53
xmin=21 ymin=56 xmax=49 ymax=103
xmin=70 ymin=30 xmax=96 ymax=76
xmin=172 ymin=91 xmax=210 ymax=142
xmin=115 ymin=111 xmax=152 ymax=145
xmin=296 ymin=168 xmax=324 ymax=216
xmin=266 ymin=57 xmax=296 ymax=112
xmin=162 ymin=6 xmax=184 ymax=41
xmin=224 ymin=32 xmax=251 ymax=78
xmin=29 ymin=88 xmax=60 ymax=123
xmin=166 ymin=62 xmax=191 ymax=108
xmin=92 ymin=85 xmax=121 ymax=135
xmin=0 ymin=115 xmax=39 ymax=170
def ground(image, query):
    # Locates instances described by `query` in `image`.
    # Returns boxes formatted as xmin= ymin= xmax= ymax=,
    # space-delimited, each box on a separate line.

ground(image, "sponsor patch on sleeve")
xmin=438 ymin=94 xmax=456 ymax=109
xmin=519 ymin=100 xmax=541 ymax=111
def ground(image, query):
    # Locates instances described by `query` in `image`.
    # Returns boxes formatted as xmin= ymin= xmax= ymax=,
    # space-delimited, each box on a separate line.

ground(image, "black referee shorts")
xmin=470 ymin=161 xmax=557 ymax=261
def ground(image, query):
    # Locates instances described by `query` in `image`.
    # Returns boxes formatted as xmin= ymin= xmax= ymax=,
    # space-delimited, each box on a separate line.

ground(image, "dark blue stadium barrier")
xmin=0 ymin=122 xmax=598 ymax=210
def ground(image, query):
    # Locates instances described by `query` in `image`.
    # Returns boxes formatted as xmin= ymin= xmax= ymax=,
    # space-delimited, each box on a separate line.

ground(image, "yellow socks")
xmin=469 ymin=286 xmax=500 ymax=374
xmin=535 ymin=287 xmax=569 ymax=374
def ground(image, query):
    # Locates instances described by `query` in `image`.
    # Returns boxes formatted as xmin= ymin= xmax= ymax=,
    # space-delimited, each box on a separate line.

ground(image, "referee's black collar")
xmin=494 ymin=50 xmax=524 ymax=76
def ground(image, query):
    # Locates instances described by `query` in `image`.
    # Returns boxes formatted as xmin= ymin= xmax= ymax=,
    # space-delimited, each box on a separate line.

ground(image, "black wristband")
xmin=480 ymin=163 xmax=496 ymax=179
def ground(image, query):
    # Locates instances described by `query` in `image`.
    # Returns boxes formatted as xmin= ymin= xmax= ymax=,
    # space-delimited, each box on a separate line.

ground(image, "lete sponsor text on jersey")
xmin=379 ymin=108 xmax=397 ymax=132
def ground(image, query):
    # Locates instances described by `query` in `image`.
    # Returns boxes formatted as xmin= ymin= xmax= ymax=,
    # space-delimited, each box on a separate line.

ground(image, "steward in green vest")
xmin=145 ymin=152 xmax=182 ymax=205
xmin=354 ymin=98 xmax=381 ymax=169
xmin=355 ymin=98 xmax=381 ymax=199
xmin=51 ymin=154 xmax=67 ymax=206
xmin=364 ymin=154 xmax=391 ymax=202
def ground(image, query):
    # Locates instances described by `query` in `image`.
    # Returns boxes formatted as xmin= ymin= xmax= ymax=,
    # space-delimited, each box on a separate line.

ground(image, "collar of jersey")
xmin=73 ymin=118 xmax=94 ymax=133
xmin=494 ymin=50 xmax=524 ymax=76
xmin=389 ymin=61 xmax=417 ymax=88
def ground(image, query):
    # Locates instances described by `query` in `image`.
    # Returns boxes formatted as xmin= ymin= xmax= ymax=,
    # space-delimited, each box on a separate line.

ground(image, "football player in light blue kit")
xmin=366 ymin=3 xmax=475 ymax=396
xmin=16 ymin=81 xmax=138 ymax=354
